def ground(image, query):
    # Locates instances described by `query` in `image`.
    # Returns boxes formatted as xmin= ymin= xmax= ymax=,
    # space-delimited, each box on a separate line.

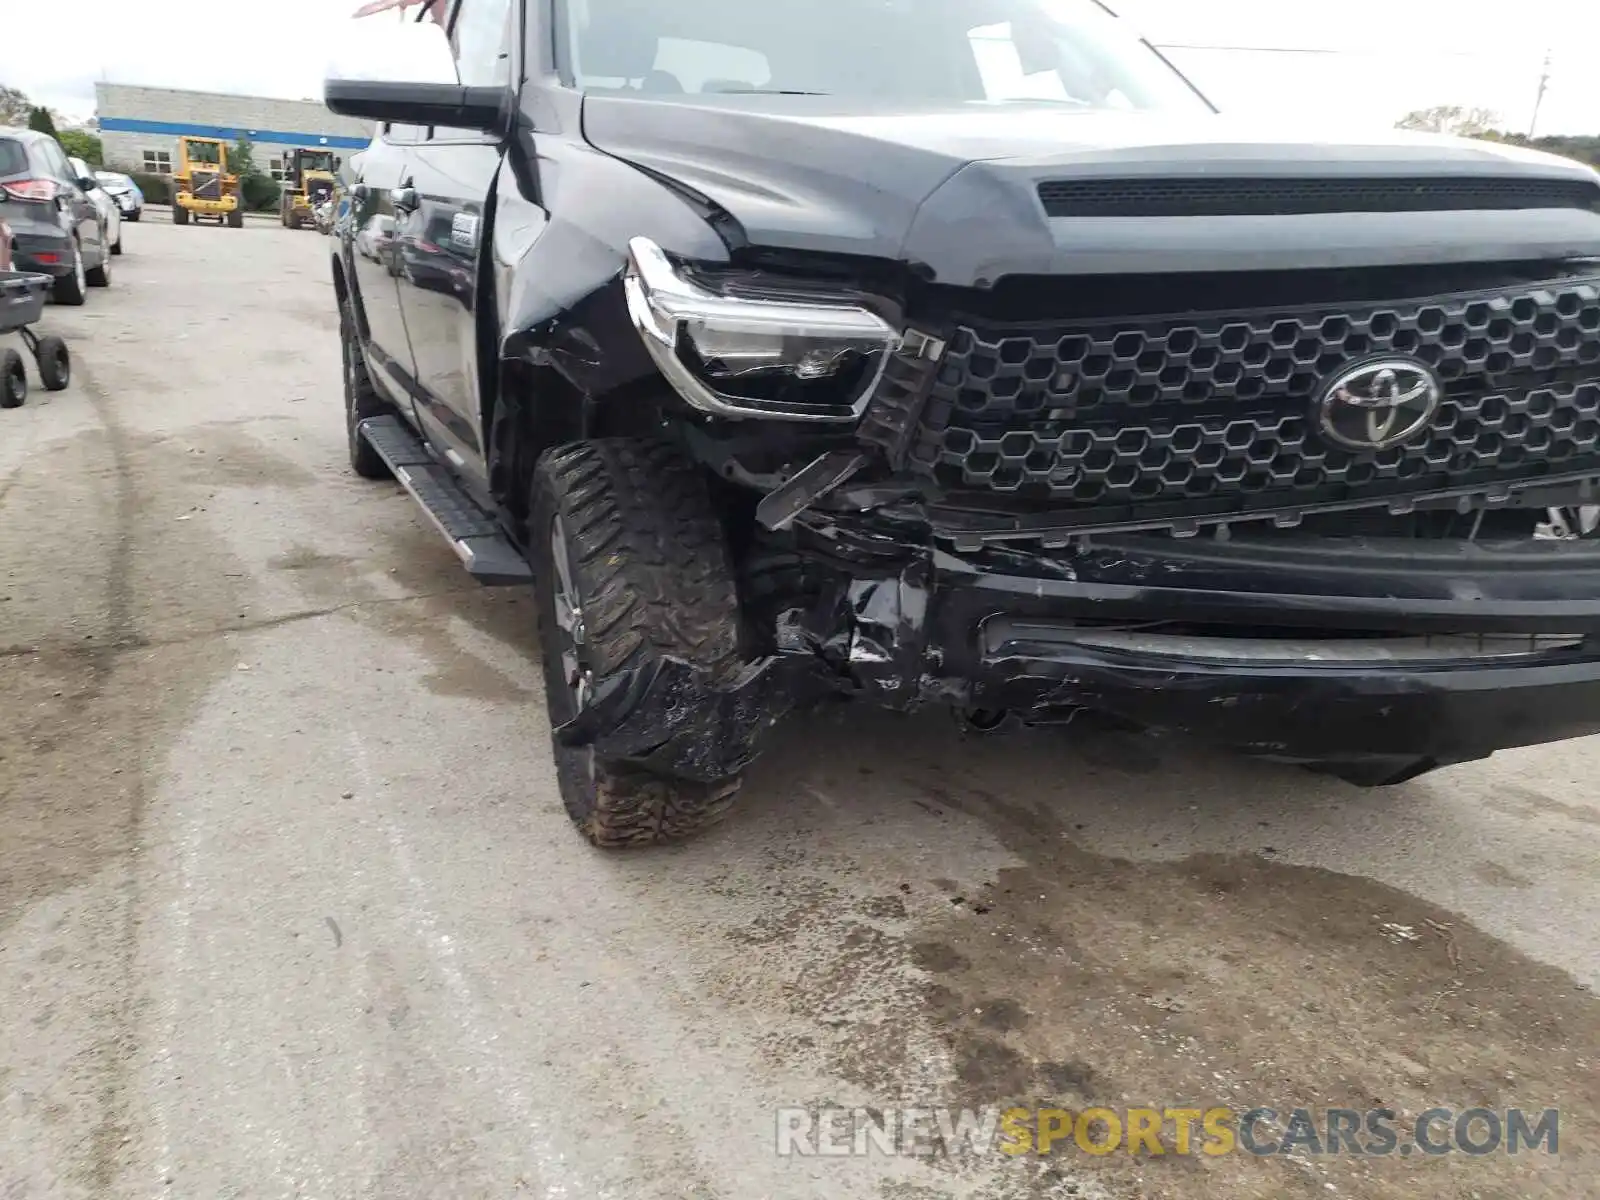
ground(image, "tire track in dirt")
xmin=0 ymin=359 xmax=252 ymax=1194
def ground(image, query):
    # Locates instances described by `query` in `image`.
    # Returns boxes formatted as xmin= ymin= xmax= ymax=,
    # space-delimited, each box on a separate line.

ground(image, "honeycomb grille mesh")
xmin=910 ymin=280 xmax=1600 ymax=506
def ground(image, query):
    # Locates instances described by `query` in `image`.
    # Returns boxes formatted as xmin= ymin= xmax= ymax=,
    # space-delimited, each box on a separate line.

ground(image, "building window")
xmin=268 ymin=156 xmax=285 ymax=182
xmin=140 ymin=149 xmax=172 ymax=175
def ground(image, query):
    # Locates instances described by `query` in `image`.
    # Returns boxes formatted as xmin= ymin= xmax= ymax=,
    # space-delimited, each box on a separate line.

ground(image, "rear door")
xmin=393 ymin=0 xmax=515 ymax=486
xmin=347 ymin=123 xmax=424 ymax=411
xmin=37 ymin=138 xmax=102 ymax=262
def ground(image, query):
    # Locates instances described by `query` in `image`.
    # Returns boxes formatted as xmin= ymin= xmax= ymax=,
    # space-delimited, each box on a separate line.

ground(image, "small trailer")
xmin=0 ymin=270 xmax=71 ymax=407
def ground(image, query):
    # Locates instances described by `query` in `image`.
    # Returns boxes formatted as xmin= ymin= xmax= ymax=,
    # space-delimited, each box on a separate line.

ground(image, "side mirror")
xmin=77 ymin=176 xmax=98 ymax=192
xmin=324 ymin=18 xmax=505 ymax=133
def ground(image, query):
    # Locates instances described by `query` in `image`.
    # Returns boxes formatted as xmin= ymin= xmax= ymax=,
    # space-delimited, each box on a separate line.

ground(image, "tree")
xmin=230 ymin=135 xmax=279 ymax=212
xmin=27 ymin=106 xmax=57 ymax=136
xmin=1416 ymin=123 xmax=1600 ymax=170
xmin=229 ymin=134 xmax=257 ymax=180
xmin=0 ymin=85 xmax=31 ymax=127
xmin=1396 ymin=105 xmax=1500 ymax=137
xmin=57 ymin=131 xmax=103 ymax=166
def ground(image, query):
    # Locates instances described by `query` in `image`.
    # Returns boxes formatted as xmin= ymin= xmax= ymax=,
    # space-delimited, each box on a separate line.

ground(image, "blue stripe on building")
xmin=99 ymin=117 xmax=370 ymax=150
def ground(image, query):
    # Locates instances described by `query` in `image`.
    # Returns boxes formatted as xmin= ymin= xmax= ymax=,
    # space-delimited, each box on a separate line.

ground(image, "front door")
xmin=392 ymin=0 xmax=516 ymax=490
xmin=37 ymin=139 xmax=102 ymax=264
xmin=347 ymin=124 xmax=424 ymax=411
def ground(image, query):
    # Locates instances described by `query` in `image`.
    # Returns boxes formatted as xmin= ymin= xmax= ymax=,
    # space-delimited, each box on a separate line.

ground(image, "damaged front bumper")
xmin=554 ymin=521 xmax=1600 ymax=784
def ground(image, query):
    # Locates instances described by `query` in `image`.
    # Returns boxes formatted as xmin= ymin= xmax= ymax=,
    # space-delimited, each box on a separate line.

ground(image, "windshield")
xmin=559 ymin=0 xmax=1207 ymax=111
xmin=301 ymin=151 xmax=336 ymax=172
xmin=186 ymin=141 xmax=222 ymax=165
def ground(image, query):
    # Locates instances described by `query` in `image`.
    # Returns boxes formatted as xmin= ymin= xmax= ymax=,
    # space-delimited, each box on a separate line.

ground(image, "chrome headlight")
xmin=624 ymin=236 xmax=899 ymax=422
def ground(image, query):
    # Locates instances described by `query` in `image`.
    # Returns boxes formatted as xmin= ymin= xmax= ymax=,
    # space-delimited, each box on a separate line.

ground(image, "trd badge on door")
xmin=451 ymin=213 xmax=480 ymax=250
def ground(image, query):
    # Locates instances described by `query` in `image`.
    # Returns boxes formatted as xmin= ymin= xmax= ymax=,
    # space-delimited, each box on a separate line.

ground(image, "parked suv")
xmin=328 ymin=0 xmax=1600 ymax=847
xmin=0 ymin=127 xmax=112 ymax=305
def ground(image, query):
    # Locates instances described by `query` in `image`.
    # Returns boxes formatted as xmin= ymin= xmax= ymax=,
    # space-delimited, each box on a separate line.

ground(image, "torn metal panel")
xmin=553 ymin=653 xmax=831 ymax=783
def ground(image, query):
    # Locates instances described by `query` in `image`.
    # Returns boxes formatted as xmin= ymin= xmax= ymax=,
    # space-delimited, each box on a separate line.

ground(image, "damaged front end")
xmin=551 ymin=652 xmax=833 ymax=782
xmin=563 ymin=239 xmax=1600 ymax=787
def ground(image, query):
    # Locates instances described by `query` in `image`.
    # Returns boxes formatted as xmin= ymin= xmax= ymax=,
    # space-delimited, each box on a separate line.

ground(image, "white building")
xmin=95 ymin=83 xmax=373 ymax=181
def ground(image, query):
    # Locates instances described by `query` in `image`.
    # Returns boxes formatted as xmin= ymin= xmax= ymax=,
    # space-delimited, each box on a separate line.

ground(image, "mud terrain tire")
xmin=532 ymin=439 xmax=745 ymax=848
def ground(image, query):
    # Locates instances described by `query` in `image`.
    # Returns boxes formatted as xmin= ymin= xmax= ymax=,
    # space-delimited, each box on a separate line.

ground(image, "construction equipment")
xmin=280 ymin=148 xmax=341 ymax=230
xmin=172 ymin=137 xmax=244 ymax=228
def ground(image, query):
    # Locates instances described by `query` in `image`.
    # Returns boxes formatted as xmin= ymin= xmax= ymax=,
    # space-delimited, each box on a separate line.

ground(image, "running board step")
xmin=357 ymin=415 xmax=532 ymax=586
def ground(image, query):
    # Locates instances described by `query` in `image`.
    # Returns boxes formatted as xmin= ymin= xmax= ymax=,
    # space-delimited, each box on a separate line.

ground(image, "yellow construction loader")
xmin=171 ymin=137 xmax=244 ymax=227
xmin=279 ymin=149 xmax=342 ymax=230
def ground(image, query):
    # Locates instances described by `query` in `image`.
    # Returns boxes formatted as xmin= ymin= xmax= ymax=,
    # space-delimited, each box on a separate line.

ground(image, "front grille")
xmin=1036 ymin=176 xmax=1600 ymax=218
xmin=909 ymin=278 xmax=1600 ymax=511
xmin=191 ymin=170 xmax=221 ymax=199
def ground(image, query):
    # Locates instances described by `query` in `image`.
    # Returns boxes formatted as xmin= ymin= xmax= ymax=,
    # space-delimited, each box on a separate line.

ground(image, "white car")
xmin=68 ymin=156 xmax=121 ymax=258
xmin=94 ymin=170 xmax=144 ymax=222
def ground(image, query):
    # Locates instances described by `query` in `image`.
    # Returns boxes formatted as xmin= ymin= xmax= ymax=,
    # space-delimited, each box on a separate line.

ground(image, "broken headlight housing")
xmin=624 ymin=237 xmax=899 ymax=422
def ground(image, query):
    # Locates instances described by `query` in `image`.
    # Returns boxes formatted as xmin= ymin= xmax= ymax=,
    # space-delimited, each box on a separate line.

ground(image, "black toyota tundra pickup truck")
xmin=327 ymin=0 xmax=1600 ymax=846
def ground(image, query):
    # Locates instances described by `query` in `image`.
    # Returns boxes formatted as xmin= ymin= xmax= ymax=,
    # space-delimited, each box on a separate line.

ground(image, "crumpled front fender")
xmin=553 ymin=653 xmax=832 ymax=783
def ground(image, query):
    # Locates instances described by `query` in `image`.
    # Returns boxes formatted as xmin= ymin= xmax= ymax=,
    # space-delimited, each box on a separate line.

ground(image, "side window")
xmin=42 ymin=141 xmax=76 ymax=183
xmin=425 ymin=0 xmax=513 ymax=140
xmin=450 ymin=0 xmax=513 ymax=88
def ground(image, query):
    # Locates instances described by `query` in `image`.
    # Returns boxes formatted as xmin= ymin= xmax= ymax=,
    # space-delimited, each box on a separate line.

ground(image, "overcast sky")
xmin=3 ymin=0 xmax=1596 ymax=136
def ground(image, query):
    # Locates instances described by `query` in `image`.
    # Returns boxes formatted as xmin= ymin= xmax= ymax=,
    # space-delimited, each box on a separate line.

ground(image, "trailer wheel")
xmin=35 ymin=336 xmax=70 ymax=392
xmin=1 ymin=349 xmax=25 ymax=408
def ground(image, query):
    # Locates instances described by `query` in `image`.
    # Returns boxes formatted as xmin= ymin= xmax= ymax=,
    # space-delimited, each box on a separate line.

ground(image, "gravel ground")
xmin=1 ymin=220 xmax=1596 ymax=1199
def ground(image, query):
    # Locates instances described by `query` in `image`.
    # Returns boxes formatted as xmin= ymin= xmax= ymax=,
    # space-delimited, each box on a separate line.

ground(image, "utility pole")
xmin=1528 ymin=49 xmax=1552 ymax=138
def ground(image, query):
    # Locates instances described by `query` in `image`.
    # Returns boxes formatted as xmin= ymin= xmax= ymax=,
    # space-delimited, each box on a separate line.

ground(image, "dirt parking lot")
xmin=1 ymin=220 xmax=1597 ymax=1199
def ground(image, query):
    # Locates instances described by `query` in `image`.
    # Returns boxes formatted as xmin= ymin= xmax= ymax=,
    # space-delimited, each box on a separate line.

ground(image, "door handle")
xmin=391 ymin=186 xmax=418 ymax=212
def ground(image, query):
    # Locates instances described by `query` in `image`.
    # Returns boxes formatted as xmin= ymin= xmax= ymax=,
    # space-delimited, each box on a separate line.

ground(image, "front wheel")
xmin=228 ymin=208 xmax=244 ymax=229
xmin=172 ymin=205 xmax=189 ymax=226
xmin=531 ymin=439 xmax=747 ymax=848
xmin=86 ymin=249 xmax=111 ymax=287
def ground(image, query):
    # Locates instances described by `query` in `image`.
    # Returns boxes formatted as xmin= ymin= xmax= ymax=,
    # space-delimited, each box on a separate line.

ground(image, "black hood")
xmin=581 ymin=94 xmax=1600 ymax=285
